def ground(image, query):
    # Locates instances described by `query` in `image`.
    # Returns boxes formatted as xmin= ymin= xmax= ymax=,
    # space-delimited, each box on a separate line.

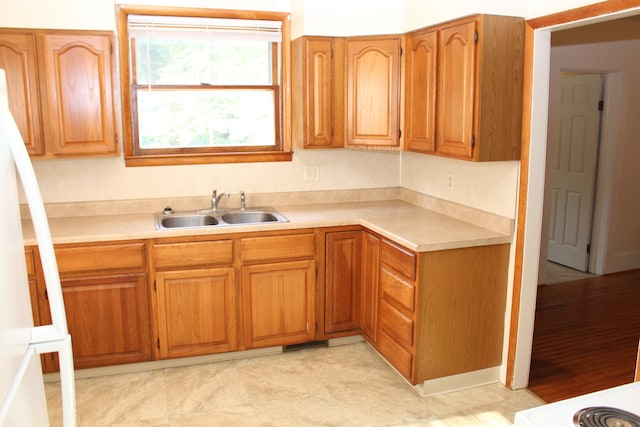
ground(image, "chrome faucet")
xmin=240 ymin=191 xmax=246 ymax=210
xmin=211 ymin=189 xmax=230 ymax=212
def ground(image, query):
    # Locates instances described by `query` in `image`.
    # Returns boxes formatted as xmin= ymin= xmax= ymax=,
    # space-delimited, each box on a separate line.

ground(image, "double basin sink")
xmin=155 ymin=207 xmax=289 ymax=230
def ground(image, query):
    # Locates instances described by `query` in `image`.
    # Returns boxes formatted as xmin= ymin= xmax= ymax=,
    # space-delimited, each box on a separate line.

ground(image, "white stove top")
xmin=514 ymin=382 xmax=640 ymax=426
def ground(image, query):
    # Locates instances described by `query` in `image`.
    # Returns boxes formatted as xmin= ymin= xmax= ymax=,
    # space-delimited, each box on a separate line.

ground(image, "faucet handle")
xmin=240 ymin=191 xmax=246 ymax=210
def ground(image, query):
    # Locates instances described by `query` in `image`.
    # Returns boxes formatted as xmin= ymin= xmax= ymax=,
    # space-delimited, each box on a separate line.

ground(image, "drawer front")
xmin=378 ymin=299 xmax=414 ymax=349
xmin=377 ymin=329 xmax=413 ymax=380
xmin=380 ymin=266 xmax=415 ymax=312
xmin=154 ymin=240 xmax=233 ymax=270
xmin=381 ymin=239 xmax=416 ymax=279
xmin=56 ymin=242 xmax=146 ymax=275
xmin=25 ymin=248 xmax=36 ymax=277
xmin=240 ymin=233 xmax=315 ymax=262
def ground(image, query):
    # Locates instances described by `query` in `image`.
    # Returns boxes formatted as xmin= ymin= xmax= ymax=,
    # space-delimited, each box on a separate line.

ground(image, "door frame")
xmin=506 ymin=0 xmax=640 ymax=389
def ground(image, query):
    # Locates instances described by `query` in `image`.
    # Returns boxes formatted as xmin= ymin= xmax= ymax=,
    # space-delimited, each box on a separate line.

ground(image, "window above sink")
xmin=116 ymin=5 xmax=293 ymax=166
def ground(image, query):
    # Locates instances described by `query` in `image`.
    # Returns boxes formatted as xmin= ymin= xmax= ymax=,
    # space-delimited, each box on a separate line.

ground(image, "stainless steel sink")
xmin=221 ymin=211 xmax=280 ymax=224
xmin=159 ymin=214 xmax=218 ymax=229
xmin=154 ymin=208 xmax=288 ymax=230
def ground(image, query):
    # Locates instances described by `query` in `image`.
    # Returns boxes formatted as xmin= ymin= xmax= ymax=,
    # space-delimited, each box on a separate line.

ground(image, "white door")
xmin=547 ymin=73 xmax=602 ymax=271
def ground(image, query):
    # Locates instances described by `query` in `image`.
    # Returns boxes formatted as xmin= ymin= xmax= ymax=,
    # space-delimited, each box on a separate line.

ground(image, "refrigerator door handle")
xmin=2 ymin=71 xmax=76 ymax=427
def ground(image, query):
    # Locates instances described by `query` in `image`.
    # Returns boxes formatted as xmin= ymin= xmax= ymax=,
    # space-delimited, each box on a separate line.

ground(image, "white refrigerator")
xmin=0 ymin=70 xmax=76 ymax=426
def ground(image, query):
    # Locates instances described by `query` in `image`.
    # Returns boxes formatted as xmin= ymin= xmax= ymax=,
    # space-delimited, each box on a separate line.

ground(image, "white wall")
xmin=29 ymin=149 xmax=400 ymax=203
xmin=526 ymin=0 xmax=605 ymax=19
xmin=1 ymin=0 xmax=524 ymax=218
xmin=401 ymin=153 xmax=520 ymax=218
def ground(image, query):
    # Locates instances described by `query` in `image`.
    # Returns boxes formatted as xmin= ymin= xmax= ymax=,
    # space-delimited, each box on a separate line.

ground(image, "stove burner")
xmin=574 ymin=406 xmax=640 ymax=427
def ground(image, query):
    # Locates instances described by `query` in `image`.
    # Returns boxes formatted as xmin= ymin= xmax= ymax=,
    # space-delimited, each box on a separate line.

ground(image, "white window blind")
xmin=128 ymin=15 xmax=282 ymax=42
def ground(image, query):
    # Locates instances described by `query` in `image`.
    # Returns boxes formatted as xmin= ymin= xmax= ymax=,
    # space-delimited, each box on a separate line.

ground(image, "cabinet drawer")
xmin=25 ymin=248 xmax=36 ymax=277
xmin=378 ymin=299 xmax=414 ymax=349
xmin=381 ymin=240 xmax=416 ymax=279
xmin=240 ymin=233 xmax=315 ymax=262
xmin=377 ymin=329 xmax=413 ymax=379
xmin=56 ymin=242 xmax=146 ymax=275
xmin=380 ymin=266 xmax=415 ymax=312
xmin=154 ymin=240 xmax=233 ymax=270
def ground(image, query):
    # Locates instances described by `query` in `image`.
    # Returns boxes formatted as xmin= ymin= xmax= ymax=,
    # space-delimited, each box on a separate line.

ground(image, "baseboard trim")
xmin=328 ymin=334 xmax=365 ymax=347
xmin=43 ymin=346 xmax=283 ymax=383
xmin=414 ymin=366 xmax=501 ymax=397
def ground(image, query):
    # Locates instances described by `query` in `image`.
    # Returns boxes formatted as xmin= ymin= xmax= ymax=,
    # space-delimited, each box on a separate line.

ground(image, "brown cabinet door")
xmin=59 ymin=273 xmax=152 ymax=369
xmin=360 ymin=232 xmax=380 ymax=341
xmin=242 ymin=260 xmax=315 ymax=348
xmin=436 ymin=19 xmax=476 ymax=159
xmin=0 ymin=32 xmax=44 ymax=155
xmin=325 ymin=230 xmax=361 ymax=334
xmin=156 ymin=268 xmax=237 ymax=358
xmin=346 ymin=37 xmax=401 ymax=147
xmin=304 ymin=38 xmax=334 ymax=148
xmin=405 ymin=28 xmax=437 ymax=153
xmin=40 ymin=33 xmax=117 ymax=155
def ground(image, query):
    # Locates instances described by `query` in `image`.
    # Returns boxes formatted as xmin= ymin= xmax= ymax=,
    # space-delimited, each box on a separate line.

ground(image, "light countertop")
xmin=22 ymin=200 xmax=511 ymax=252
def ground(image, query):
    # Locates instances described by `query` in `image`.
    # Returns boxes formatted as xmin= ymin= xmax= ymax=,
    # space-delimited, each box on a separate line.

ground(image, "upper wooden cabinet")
xmin=405 ymin=15 xmax=524 ymax=161
xmin=291 ymin=36 xmax=345 ymax=149
xmin=346 ymin=36 xmax=402 ymax=148
xmin=404 ymin=28 xmax=437 ymax=154
xmin=0 ymin=29 xmax=119 ymax=157
xmin=0 ymin=33 xmax=43 ymax=154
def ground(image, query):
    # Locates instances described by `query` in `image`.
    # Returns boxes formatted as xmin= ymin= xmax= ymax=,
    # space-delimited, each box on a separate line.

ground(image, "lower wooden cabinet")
xmin=155 ymin=268 xmax=237 ymax=358
xmin=59 ymin=273 xmax=151 ymax=369
xmin=26 ymin=241 xmax=152 ymax=371
xmin=239 ymin=230 xmax=317 ymax=348
xmin=360 ymin=231 xmax=509 ymax=385
xmin=25 ymin=226 xmax=509 ymax=383
xmin=324 ymin=230 xmax=361 ymax=334
xmin=152 ymin=238 xmax=237 ymax=358
xmin=360 ymin=231 xmax=380 ymax=342
xmin=242 ymin=260 xmax=316 ymax=348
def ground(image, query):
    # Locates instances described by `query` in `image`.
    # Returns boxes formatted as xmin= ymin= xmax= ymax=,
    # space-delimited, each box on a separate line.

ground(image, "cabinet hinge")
xmin=474 ymin=31 xmax=479 ymax=44
xmin=471 ymin=135 xmax=476 ymax=148
xmin=598 ymin=100 xmax=604 ymax=111
xmin=157 ymin=338 xmax=160 ymax=349
xmin=44 ymin=289 xmax=48 ymax=300
xmin=331 ymin=48 xmax=334 ymax=59
xmin=110 ymin=43 xmax=113 ymax=55
xmin=587 ymin=244 xmax=591 ymax=254
xmin=398 ymin=128 xmax=402 ymax=139
xmin=400 ymin=46 xmax=403 ymax=56
xmin=153 ymin=280 xmax=156 ymax=291
xmin=115 ymin=134 xmax=119 ymax=144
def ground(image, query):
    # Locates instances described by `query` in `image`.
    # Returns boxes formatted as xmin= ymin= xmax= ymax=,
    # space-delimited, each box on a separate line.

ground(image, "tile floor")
xmin=45 ymin=342 xmax=544 ymax=426
xmin=544 ymin=261 xmax=597 ymax=285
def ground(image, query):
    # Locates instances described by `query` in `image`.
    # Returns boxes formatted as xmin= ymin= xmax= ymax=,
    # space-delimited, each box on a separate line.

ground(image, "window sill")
xmin=124 ymin=151 xmax=293 ymax=167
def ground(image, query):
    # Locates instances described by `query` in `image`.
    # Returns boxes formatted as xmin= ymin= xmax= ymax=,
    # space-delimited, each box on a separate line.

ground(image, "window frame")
xmin=116 ymin=5 xmax=292 ymax=166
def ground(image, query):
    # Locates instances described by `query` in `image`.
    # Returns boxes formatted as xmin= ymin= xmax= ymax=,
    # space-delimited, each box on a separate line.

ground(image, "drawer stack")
xmin=376 ymin=240 xmax=417 ymax=379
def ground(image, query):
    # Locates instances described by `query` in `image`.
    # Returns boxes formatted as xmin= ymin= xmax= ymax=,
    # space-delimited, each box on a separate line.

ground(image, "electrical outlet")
xmin=447 ymin=173 xmax=455 ymax=190
xmin=304 ymin=166 xmax=320 ymax=182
